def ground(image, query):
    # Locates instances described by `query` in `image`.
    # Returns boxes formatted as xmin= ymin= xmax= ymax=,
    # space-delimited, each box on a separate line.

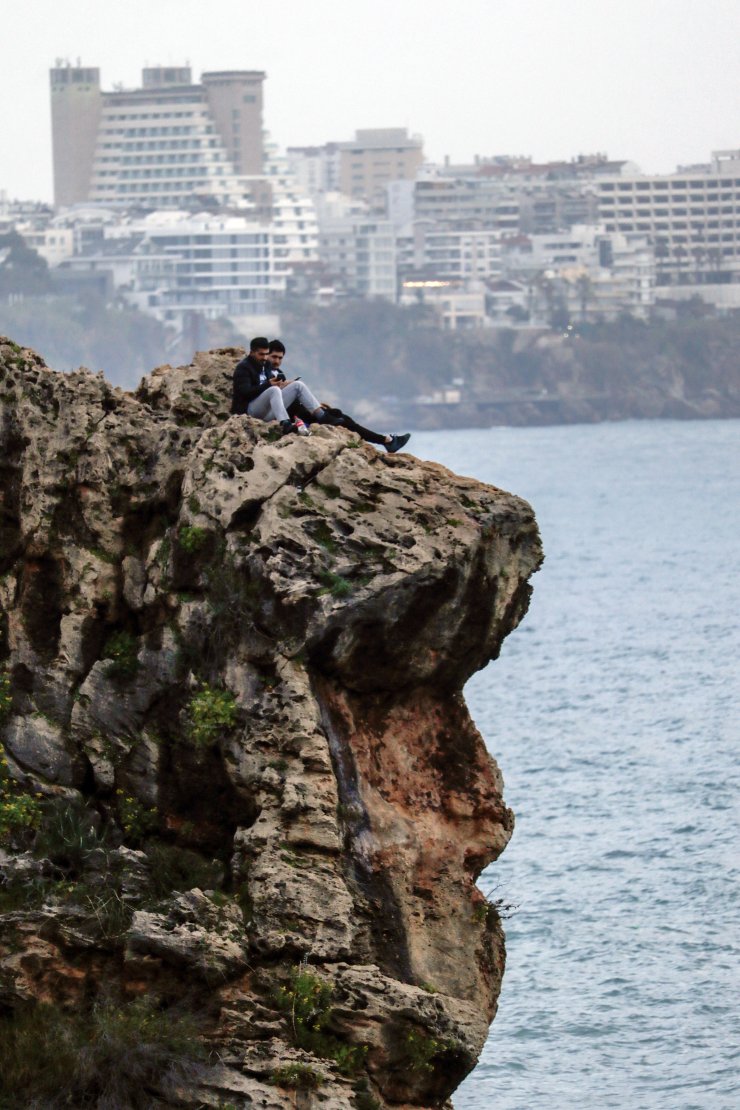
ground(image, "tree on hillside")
xmin=0 ymin=232 xmax=52 ymax=297
xmin=576 ymin=274 xmax=594 ymax=321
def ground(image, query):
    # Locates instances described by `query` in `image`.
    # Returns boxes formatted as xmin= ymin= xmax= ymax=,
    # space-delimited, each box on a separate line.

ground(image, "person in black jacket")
xmin=231 ymin=337 xmax=326 ymax=436
xmin=267 ymin=340 xmax=411 ymax=454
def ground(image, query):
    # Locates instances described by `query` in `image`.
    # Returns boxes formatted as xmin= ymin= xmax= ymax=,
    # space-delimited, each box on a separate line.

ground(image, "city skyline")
xmin=2 ymin=0 xmax=739 ymax=203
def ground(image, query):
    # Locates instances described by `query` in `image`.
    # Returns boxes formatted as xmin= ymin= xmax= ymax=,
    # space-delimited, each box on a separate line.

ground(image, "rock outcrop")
xmin=0 ymin=338 xmax=542 ymax=1108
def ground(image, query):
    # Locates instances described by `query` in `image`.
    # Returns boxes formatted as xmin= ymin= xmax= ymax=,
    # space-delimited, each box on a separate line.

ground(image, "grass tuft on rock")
xmin=271 ymin=1062 xmax=324 ymax=1090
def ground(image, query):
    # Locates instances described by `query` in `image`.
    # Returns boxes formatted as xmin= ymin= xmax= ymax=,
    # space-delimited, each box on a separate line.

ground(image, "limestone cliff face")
xmin=0 ymin=338 xmax=542 ymax=1108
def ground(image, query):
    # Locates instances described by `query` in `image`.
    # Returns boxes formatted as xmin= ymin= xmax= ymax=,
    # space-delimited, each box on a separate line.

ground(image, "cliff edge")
xmin=0 ymin=339 xmax=543 ymax=1108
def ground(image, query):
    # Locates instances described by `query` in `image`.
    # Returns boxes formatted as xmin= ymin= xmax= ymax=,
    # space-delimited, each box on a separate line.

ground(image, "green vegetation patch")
xmin=177 ymin=525 xmax=209 ymax=554
xmin=84 ymin=544 xmax=119 ymax=566
xmin=316 ymin=481 xmax=342 ymax=499
xmin=273 ymin=965 xmax=368 ymax=1077
xmin=33 ymin=795 xmax=107 ymax=871
xmin=115 ymin=789 xmax=158 ymax=846
xmin=0 ymin=996 xmax=205 ymax=1109
xmin=317 ymin=570 xmax=353 ymax=598
xmin=144 ymin=841 xmax=224 ymax=901
xmin=402 ymin=1028 xmax=464 ymax=1074
xmin=103 ymin=630 xmax=140 ymax=681
xmin=185 ymin=684 xmax=238 ymax=749
xmin=311 ymin=520 xmax=338 ymax=553
xmin=0 ymin=745 xmax=43 ymax=847
xmin=271 ymin=1062 xmax=323 ymax=1090
xmin=353 ymin=1081 xmax=382 ymax=1110
xmin=0 ymin=669 xmax=12 ymax=721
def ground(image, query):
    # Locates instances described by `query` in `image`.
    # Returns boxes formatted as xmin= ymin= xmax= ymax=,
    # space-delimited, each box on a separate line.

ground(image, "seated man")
xmin=231 ymin=336 xmax=324 ymax=436
xmin=268 ymin=340 xmax=411 ymax=454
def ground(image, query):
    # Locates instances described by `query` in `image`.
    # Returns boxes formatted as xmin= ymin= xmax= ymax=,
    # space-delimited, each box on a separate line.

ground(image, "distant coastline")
xmin=394 ymin=389 xmax=739 ymax=430
xmin=282 ymin=303 xmax=740 ymax=431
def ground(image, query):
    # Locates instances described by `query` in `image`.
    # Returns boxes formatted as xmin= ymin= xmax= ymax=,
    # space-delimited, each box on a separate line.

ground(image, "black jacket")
xmin=231 ymin=355 xmax=284 ymax=414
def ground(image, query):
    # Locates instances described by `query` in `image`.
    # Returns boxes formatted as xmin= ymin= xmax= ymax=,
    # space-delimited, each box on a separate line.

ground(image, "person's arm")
xmin=233 ymin=360 xmax=274 ymax=405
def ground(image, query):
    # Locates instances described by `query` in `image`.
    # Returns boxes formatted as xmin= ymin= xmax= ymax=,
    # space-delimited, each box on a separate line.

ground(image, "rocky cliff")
xmin=0 ymin=338 xmax=542 ymax=1109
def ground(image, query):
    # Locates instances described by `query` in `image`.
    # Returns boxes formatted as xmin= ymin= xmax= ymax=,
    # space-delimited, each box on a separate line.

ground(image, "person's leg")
xmin=286 ymin=400 xmax=313 ymax=423
xmin=280 ymin=381 xmax=323 ymax=416
xmin=333 ymin=412 xmax=387 ymax=446
xmin=247 ymin=386 xmax=290 ymax=423
xmin=324 ymin=410 xmax=410 ymax=452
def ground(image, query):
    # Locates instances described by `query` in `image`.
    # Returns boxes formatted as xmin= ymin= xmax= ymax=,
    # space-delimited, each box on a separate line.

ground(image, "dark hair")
xmin=268 ymin=339 xmax=286 ymax=354
xmin=249 ymin=336 xmax=270 ymax=351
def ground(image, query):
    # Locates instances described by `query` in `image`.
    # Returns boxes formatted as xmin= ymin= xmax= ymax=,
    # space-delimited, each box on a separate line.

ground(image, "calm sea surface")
xmin=412 ymin=420 xmax=739 ymax=1110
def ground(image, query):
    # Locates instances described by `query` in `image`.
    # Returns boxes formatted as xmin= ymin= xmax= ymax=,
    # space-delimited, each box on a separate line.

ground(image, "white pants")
xmin=247 ymin=382 xmax=322 ymax=423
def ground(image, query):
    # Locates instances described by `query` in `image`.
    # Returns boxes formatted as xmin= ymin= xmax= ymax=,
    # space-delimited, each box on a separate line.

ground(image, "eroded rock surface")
xmin=0 ymin=338 xmax=542 ymax=1107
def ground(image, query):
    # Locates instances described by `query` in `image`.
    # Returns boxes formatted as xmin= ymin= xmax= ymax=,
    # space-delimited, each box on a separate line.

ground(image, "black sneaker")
xmin=385 ymin=433 xmax=411 ymax=453
xmin=279 ymin=419 xmax=294 ymax=436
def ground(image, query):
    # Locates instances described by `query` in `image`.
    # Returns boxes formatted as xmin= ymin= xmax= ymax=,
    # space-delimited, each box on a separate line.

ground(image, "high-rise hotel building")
xmin=50 ymin=63 xmax=265 ymax=209
xmin=595 ymin=151 xmax=740 ymax=287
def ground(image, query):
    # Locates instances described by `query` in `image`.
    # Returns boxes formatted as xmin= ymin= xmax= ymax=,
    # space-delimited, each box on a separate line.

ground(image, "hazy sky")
xmin=2 ymin=0 xmax=738 ymax=202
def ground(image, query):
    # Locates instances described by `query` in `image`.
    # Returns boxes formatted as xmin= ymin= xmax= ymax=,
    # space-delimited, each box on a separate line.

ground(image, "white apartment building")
xmin=414 ymin=175 xmax=521 ymax=232
xmin=285 ymin=144 xmax=341 ymax=196
xmin=413 ymin=155 xmax=635 ymax=235
xmin=53 ymin=235 xmax=176 ymax=301
xmin=503 ymin=227 xmax=609 ymax=274
xmin=502 ymin=225 xmax=655 ymax=320
xmin=401 ymin=222 xmax=503 ymax=282
xmin=88 ymin=95 xmax=243 ymax=209
xmin=51 ymin=209 xmax=288 ymax=331
xmin=386 ymin=180 xmax=416 ymax=229
xmin=263 ymin=145 xmax=320 ymax=276
xmin=595 ymin=150 xmax=740 ymax=304
xmin=319 ymin=216 xmax=397 ymax=300
xmin=120 ymin=212 xmax=287 ymax=322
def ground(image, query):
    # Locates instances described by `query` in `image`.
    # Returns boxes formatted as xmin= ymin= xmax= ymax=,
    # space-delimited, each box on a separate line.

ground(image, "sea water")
xmin=411 ymin=420 xmax=740 ymax=1110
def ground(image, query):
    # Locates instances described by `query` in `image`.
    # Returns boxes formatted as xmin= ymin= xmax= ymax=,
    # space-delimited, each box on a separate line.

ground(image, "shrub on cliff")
xmin=0 ymin=670 xmax=11 ymax=721
xmin=102 ymin=631 xmax=140 ymax=682
xmin=0 ymin=996 xmax=205 ymax=1108
xmin=0 ymin=745 xmax=43 ymax=847
xmin=184 ymin=684 xmax=238 ymax=749
xmin=273 ymin=965 xmax=368 ymax=1077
